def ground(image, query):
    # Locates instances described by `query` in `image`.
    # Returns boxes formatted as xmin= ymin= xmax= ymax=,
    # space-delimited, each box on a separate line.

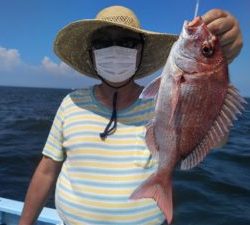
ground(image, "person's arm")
xmin=19 ymin=156 xmax=63 ymax=225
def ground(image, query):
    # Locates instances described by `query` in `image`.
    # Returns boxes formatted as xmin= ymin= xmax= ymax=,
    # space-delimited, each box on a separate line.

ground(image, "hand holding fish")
xmin=202 ymin=9 xmax=243 ymax=64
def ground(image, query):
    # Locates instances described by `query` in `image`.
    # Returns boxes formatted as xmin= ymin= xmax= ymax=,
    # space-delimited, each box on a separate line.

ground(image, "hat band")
xmin=100 ymin=15 xmax=140 ymax=28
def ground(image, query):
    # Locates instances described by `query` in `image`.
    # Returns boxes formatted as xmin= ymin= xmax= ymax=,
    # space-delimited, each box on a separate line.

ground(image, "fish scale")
xmin=130 ymin=16 xmax=246 ymax=224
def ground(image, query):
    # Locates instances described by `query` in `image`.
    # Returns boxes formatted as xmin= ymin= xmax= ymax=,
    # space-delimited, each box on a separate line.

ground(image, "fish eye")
xmin=201 ymin=44 xmax=214 ymax=57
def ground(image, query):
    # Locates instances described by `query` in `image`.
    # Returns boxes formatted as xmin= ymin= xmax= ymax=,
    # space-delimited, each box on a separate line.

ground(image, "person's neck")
xmin=94 ymin=80 xmax=143 ymax=110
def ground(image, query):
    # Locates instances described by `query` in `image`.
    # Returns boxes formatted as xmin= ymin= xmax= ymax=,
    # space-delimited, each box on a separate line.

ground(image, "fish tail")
xmin=130 ymin=173 xmax=173 ymax=224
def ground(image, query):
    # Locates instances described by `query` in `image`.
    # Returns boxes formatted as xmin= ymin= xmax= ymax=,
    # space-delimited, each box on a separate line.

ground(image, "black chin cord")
xmin=98 ymin=75 xmax=136 ymax=140
xmin=99 ymin=91 xmax=118 ymax=139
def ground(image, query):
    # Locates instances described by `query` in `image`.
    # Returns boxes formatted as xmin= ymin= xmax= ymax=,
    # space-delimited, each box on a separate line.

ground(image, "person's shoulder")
xmin=127 ymin=97 xmax=155 ymax=120
xmin=61 ymin=86 xmax=93 ymax=106
xmin=68 ymin=86 xmax=91 ymax=98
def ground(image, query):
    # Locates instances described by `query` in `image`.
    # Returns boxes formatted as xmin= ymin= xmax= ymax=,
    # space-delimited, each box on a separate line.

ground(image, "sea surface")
xmin=0 ymin=85 xmax=249 ymax=225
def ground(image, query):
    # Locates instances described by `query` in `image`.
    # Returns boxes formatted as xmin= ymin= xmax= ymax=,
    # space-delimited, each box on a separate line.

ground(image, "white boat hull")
xmin=0 ymin=197 xmax=63 ymax=225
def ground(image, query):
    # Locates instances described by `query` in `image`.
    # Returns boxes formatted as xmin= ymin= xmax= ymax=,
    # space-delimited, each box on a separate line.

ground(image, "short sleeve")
xmin=42 ymin=98 xmax=66 ymax=161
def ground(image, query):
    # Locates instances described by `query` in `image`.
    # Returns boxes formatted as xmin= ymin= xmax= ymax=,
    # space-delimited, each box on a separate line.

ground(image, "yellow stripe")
xmin=43 ymin=142 xmax=61 ymax=155
xmin=65 ymin=105 xmax=97 ymax=115
xmin=51 ymin=118 xmax=62 ymax=128
xmin=60 ymin=174 xmax=132 ymax=195
xmin=47 ymin=133 xmax=60 ymax=144
xmin=69 ymin=172 xmax=151 ymax=182
xmin=65 ymin=148 xmax=145 ymax=157
xmin=65 ymin=125 xmax=144 ymax=134
xmin=70 ymin=161 xmax=154 ymax=170
xmin=64 ymin=112 xmax=153 ymax=125
xmin=64 ymin=95 xmax=90 ymax=105
xmin=130 ymin=101 xmax=155 ymax=112
xmin=63 ymin=136 xmax=145 ymax=145
xmin=73 ymin=184 xmax=132 ymax=195
xmin=66 ymin=114 xmax=108 ymax=124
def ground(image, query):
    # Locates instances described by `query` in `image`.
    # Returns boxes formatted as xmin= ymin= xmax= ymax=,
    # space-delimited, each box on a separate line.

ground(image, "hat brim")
xmin=54 ymin=19 xmax=179 ymax=79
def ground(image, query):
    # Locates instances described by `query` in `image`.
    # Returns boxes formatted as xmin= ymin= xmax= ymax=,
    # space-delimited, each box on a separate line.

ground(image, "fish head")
xmin=174 ymin=16 xmax=226 ymax=74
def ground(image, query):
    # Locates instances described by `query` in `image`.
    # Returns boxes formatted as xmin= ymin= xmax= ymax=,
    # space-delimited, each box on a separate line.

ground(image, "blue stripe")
xmin=51 ymin=122 xmax=62 ymax=133
xmin=64 ymin=119 xmax=148 ymax=130
xmin=89 ymin=87 xmax=142 ymax=115
xmin=68 ymin=155 xmax=153 ymax=162
xmin=64 ymin=119 xmax=149 ymax=130
xmin=57 ymin=182 xmax=128 ymax=201
xmin=65 ymin=131 xmax=141 ymax=140
xmin=64 ymin=120 xmax=106 ymax=129
xmin=119 ymin=107 xmax=154 ymax=118
xmin=57 ymin=194 xmax=158 ymax=215
xmin=46 ymin=139 xmax=61 ymax=150
xmin=64 ymin=110 xmax=103 ymax=120
xmin=127 ymin=120 xmax=149 ymax=126
xmin=57 ymin=204 xmax=164 ymax=225
xmin=65 ymin=143 xmax=146 ymax=151
xmin=56 ymin=114 xmax=63 ymax=123
xmin=64 ymin=106 xmax=154 ymax=120
xmin=67 ymin=166 xmax=155 ymax=175
xmin=61 ymin=172 xmax=143 ymax=188
xmin=49 ymin=132 xmax=62 ymax=143
xmin=64 ymin=101 xmax=93 ymax=111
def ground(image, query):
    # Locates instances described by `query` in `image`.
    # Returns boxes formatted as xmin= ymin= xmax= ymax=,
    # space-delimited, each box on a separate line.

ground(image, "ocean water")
xmin=0 ymin=85 xmax=249 ymax=225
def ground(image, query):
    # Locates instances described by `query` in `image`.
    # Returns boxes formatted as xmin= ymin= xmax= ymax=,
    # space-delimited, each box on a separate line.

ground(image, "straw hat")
xmin=54 ymin=5 xmax=178 ymax=79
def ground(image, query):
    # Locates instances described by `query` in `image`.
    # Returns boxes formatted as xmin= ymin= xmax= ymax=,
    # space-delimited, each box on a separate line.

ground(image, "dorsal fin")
xmin=180 ymin=84 xmax=246 ymax=170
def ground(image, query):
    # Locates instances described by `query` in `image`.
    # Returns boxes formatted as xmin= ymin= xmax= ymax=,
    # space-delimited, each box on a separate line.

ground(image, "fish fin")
xmin=130 ymin=174 xmax=173 ymax=224
xmin=139 ymin=76 xmax=161 ymax=99
xmin=180 ymin=84 xmax=246 ymax=170
xmin=145 ymin=121 xmax=159 ymax=158
xmin=154 ymin=92 xmax=159 ymax=102
xmin=169 ymin=74 xmax=184 ymax=125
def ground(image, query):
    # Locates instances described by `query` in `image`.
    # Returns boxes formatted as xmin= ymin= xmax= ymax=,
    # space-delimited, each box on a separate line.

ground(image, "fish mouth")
xmin=187 ymin=16 xmax=203 ymax=27
xmin=182 ymin=16 xmax=204 ymax=37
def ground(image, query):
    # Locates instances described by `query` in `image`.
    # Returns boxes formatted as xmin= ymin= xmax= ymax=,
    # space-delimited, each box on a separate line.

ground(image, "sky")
xmin=0 ymin=0 xmax=249 ymax=97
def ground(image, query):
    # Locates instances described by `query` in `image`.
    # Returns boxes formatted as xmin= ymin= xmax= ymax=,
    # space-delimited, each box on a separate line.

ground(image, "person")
xmin=19 ymin=5 xmax=243 ymax=225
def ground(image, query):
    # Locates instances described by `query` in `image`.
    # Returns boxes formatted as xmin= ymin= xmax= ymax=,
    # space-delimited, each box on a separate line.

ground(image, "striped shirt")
xmin=42 ymin=86 xmax=165 ymax=225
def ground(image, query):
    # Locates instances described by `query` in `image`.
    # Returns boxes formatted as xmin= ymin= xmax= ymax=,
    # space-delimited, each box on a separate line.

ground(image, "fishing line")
xmin=194 ymin=0 xmax=200 ymax=18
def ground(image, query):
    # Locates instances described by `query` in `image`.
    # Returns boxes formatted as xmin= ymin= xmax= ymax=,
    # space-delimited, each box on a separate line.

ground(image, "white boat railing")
xmin=0 ymin=197 xmax=63 ymax=225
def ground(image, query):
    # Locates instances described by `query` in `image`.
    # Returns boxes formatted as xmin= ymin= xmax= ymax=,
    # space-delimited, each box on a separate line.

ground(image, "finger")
xmin=219 ymin=26 xmax=239 ymax=47
xmin=206 ymin=16 xmax=235 ymax=36
xmin=222 ymin=38 xmax=243 ymax=64
xmin=201 ymin=9 xmax=227 ymax=25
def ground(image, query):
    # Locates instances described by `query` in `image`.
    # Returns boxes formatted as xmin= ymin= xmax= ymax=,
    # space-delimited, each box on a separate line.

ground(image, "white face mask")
xmin=93 ymin=46 xmax=138 ymax=83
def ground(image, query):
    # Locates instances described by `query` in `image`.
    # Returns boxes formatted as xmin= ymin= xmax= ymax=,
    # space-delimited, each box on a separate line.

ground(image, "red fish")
xmin=130 ymin=17 xmax=246 ymax=224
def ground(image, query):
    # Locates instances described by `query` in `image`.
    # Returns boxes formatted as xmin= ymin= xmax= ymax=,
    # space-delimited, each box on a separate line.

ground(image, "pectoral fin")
xmin=145 ymin=121 xmax=159 ymax=159
xmin=139 ymin=76 xmax=161 ymax=99
xmin=169 ymin=74 xmax=183 ymax=125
